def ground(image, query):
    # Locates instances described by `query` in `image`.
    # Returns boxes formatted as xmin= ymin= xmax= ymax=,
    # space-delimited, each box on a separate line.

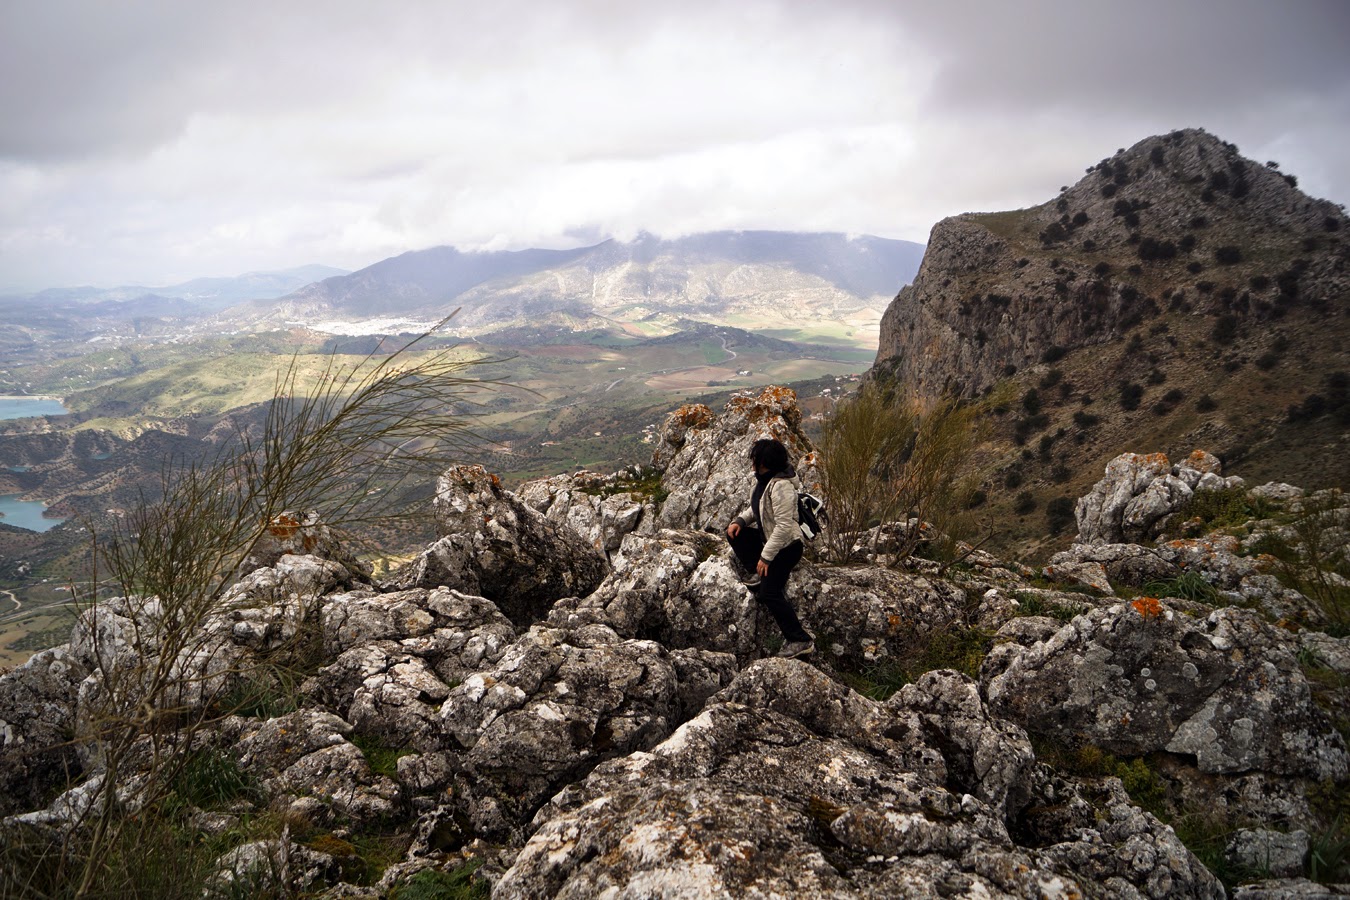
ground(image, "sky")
xmin=2 ymin=0 xmax=1348 ymax=292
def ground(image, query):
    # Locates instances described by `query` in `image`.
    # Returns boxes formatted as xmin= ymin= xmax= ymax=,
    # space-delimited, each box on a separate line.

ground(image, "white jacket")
xmin=734 ymin=473 xmax=800 ymax=562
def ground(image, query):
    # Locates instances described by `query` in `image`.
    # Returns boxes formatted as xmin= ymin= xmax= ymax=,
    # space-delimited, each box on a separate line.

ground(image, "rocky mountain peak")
xmin=874 ymin=128 xmax=1347 ymax=398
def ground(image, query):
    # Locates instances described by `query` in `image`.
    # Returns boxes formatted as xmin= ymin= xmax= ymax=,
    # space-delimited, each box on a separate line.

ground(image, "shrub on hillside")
xmin=1119 ymin=381 xmax=1144 ymax=411
xmin=1046 ymin=496 xmax=1076 ymax=533
xmin=818 ymin=382 xmax=986 ymax=564
xmin=1211 ymin=314 xmax=1240 ymax=345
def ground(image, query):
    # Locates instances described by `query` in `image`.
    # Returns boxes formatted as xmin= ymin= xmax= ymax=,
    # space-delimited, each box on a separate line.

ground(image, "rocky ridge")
xmin=874 ymin=128 xmax=1347 ymax=398
xmin=1 ymin=386 xmax=1346 ymax=898
xmin=870 ymin=129 xmax=1349 ymax=542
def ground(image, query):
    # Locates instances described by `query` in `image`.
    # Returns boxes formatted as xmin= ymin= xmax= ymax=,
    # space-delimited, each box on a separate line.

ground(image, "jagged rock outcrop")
xmin=387 ymin=464 xmax=610 ymax=624
xmin=228 ymin=709 xmax=402 ymax=825
xmin=0 ymin=647 xmax=87 ymax=816
xmin=2 ymin=387 xmax=1346 ymax=897
xmin=238 ymin=508 xmax=373 ymax=584
xmin=305 ymin=587 xmax=517 ymax=750
xmin=496 ymin=662 xmax=1223 ymax=899
xmin=516 ymin=468 xmax=658 ymax=555
xmin=652 ymin=385 xmax=819 ymax=531
xmin=435 ymin=624 xmax=736 ymax=839
xmin=1075 ymin=450 xmax=1241 ymax=544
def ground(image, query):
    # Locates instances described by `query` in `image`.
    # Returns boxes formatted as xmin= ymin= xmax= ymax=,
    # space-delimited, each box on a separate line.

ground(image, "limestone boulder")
xmin=516 ymin=469 xmax=656 ymax=554
xmin=792 ymin=564 xmax=976 ymax=668
xmin=1225 ymin=828 xmax=1310 ymax=879
xmin=231 ymin=709 xmax=400 ymax=825
xmin=0 ymin=647 xmax=88 ymax=816
xmin=547 ymin=529 xmax=769 ymax=659
xmin=414 ymin=464 xmax=609 ymax=625
xmin=237 ymin=509 xmax=372 ymax=585
xmin=306 ymin=588 xmax=516 ymax=750
xmin=984 ymin=603 xmax=1349 ymax=779
xmin=1076 ymin=452 xmax=1174 ymax=543
xmin=1122 ymin=474 xmax=1194 ymax=542
xmin=1048 ymin=542 xmax=1181 ymax=588
xmin=437 ymin=624 xmax=737 ymax=837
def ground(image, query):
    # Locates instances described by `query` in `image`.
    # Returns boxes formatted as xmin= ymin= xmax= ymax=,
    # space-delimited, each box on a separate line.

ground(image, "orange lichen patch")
xmin=1138 ymin=451 xmax=1171 ymax=474
xmin=1187 ymin=449 xmax=1217 ymax=471
xmin=672 ymin=404 xmax=714 ymax=429
xmin=490 ymin=473 xmax=502 ymax=488
xmin=758 ymin=385 xmax=799 ymax=405
xmin=887 ymin=614 xmax=903 ymax=632
xmin=1132 ymin=596 xmax=1163 ymax=619
xmin=268 ymin=513 xmax=301 ymax=538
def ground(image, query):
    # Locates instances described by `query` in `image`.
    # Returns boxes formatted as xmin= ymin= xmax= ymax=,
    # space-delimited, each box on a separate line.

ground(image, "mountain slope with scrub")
xmin=872 ymin=128 xmax=1349 ymax=555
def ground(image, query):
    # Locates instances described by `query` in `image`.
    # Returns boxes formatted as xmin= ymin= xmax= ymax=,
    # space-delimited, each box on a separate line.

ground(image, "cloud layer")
xmin=2 ymin=0 xmax=1348 ymax=290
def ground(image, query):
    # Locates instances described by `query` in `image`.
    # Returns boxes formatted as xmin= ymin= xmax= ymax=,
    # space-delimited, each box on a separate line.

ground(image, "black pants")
xmin=728 ymin=528 xmax=810 ymax=643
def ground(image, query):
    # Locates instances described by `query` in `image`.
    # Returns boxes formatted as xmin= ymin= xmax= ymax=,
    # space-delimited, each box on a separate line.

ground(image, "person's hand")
xmin=756 ymin=559 xmax=769 ymax=577
xmin=726 ymin=522 xmax=741 ymax=538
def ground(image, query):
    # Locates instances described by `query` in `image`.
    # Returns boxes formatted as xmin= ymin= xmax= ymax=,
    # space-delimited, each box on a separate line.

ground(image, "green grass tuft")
xmin=1144 ymin=570 xmax=1221 ymax=605
xmin=390 ymin=859 xmax=488 ymax=900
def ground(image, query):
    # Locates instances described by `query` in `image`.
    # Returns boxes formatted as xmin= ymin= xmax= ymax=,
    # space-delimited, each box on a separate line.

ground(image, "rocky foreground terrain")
xmin=1 ymin=386 xmax=1347 ymax=898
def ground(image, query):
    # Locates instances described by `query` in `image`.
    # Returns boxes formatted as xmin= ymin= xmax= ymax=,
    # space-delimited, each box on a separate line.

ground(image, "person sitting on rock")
xmin=725 ymin=437 xmax=814 ymax=659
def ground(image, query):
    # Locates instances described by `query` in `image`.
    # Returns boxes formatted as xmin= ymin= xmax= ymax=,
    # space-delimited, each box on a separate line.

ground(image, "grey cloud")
xmin=2 ymin=0 xmax=1348 ymax=291
xmin=878 ymin=0 xmax=1350 ymax=114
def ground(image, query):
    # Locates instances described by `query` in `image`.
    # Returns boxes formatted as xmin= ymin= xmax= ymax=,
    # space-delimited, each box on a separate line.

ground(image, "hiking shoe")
xmin=738 ymin=572 xmax=762 ymax=587
xmin=776 ymin=639 xmax=815 ymax=659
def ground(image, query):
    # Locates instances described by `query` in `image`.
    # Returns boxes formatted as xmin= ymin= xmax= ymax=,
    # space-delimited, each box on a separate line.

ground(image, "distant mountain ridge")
xmin=253 ymin=231 xmax=925 ymax=333
xmin=8 ymin=264 xmax=349 ymax=311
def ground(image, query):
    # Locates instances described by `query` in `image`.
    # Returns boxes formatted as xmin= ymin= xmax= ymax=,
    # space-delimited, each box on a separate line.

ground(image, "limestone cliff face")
xmin=875 ymin=128 xmax=1348 ymax=396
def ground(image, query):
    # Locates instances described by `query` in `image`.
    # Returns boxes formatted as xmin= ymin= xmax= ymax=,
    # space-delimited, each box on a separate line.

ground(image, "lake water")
xmin=0 ymin=495 xmax=65 ymax=532
xmin=0 ymin=399 xmax=69 ymax=532
xmin=0 ymin=397 xmax=67 ymax=420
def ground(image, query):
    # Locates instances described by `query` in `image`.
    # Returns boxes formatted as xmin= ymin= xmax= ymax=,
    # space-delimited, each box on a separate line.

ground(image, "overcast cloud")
xmin=2 ymin=0 xmax=1348 ymax=291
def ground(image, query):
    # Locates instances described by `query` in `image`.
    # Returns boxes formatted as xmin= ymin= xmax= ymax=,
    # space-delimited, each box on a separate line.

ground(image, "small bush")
xmin=1196 ymin=394 xmax=1218 ymax=412
xmin=1014 ymin=491 xmax=1037 ymax=515
xmin=1046 ymin=496 xmax=1076 ymax=533
xmin=1119 ymin=381 xmax=1144 ymax=411
xmin=1137 ymin=236 xmax=1177 ymax=261
xmin=1211 ymin=314 xmax=1240 ymax=345
xmin=1214 ymin=245 xmax=1243 ymax=264
xmin=1041 ymin=345 xmax=1067 ymax=363
xmin=1161 ymin=486 xmax=1269 ymax=537
xmin=1145 ymin=571 xmax=1220 ymax=604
